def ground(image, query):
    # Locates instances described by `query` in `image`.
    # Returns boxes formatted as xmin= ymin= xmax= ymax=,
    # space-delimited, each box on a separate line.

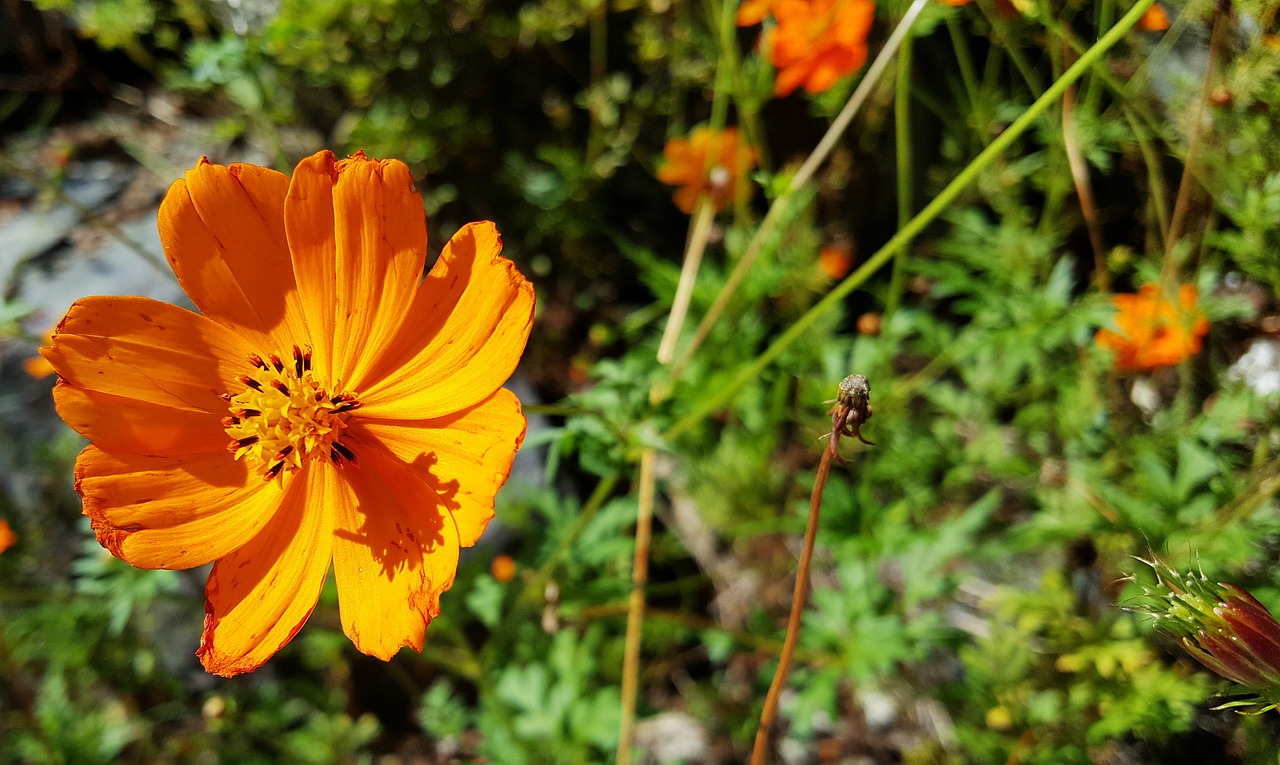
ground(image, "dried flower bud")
xmin=825 ymin=374 xmax=873 ymax=463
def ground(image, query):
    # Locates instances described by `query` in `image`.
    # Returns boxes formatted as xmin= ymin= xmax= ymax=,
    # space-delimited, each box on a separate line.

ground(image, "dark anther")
xmin=248 ymin=353 xmax=266 ymax=369
xmin=275 ymin=445 xmax=294 ymax=460
xmin=221 ymin=416 xmax=239 ymax=428
xmin=239 ymin=408 xmax=261 ymax=418
xmin=270 ymin=354 xmax=284 ymax=372
xmin=303 ymin=348 xmax=313 ymax=372
xmin=219 ymin=393 xmax=234 ymax=402
xmin=826 ymin=374 xmax=873 ymax=464
xmin=239 ymin=375 xmax=263 ymax=391
xmin=333 ymin=400 xmax=362 ymax=413
xmin=264 ymin=462 xmax=285 ymax=480
xmin=329 ymin=446 xmax=344 ymax=464
xmin=271 ymin=380 xmax=290 ymax=395
xmin=236 ymin=436 xmax=260 ymax=447
xmin=293 ymin=345 xmax=304 ymax=377
xmin=332 ymin=442 xmax=356 ymax=462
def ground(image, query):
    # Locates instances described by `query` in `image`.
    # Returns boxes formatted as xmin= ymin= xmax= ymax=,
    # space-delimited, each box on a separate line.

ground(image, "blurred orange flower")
xmin=818 ymin=244 xmax=853 ymax=280
xmin=656 ymin=127 xmax=757 ymax=214
xmin=737 ymin=0 xmax=775 ymax=25
xmin=0 ymin=519 xmax=15 ymax=554
xmin=23 ymin=350 xmax=54 ymax=381
xmin=491 ymin=554 xmax=517 ymax=583
xmin=41 ymin=150 xmax=534 ymax=676
xmin=1138 ymin=3 xmax=1170 ymax=31
xmin=1095 ymin=283 xmax=1208 ymax=373
xmin=767 ymin=0 xmax=875 ymax=97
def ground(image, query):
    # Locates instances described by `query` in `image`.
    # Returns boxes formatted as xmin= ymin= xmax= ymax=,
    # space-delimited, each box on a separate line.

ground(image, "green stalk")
xmin=884 ymin=33 xmax=915 ymax=324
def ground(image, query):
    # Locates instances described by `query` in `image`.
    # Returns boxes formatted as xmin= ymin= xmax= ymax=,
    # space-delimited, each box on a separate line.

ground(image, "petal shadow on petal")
xmin=333 ymin=449 xmax=461 ymax=580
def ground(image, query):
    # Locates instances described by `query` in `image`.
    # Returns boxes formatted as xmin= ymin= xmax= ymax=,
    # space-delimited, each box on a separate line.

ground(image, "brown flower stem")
xmin=1061 ymin=85 xmax=1108 ymax=291
xmin=750 ymin=445 xmax=835 ymax=765
xmin=617 ymin=447 xmax=656 ymax=765
xmin=751 ymin=375 xmax=870 ymax=763
xmin=1162 ymin=0 xmax=1227 ymax=279
xmin=657 ymin=198 xmax=716 ymax=364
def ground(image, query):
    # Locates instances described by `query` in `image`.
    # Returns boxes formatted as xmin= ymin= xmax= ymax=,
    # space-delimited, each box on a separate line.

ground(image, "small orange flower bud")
xmin=1138 ymin=4 xmax=1170 ymax=31
xmin=818 ymin=244 xmax=853 ymax=281
xmin=856 ymin=312 xmax=881 ymax=336
xmin=491 ymin=554 xmax=517 ymax=583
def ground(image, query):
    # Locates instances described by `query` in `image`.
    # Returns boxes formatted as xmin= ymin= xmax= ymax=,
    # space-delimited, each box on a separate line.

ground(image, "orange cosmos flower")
xmin=767 ymin=0 xmax=875 ymax=97
xmin=40 ymin=150 xmax=535 ymax=676
xmin=656 ymin=127 xmax=757 ymax=214
xmin=1095 ymin=283 xmax=1208 ymax=373
xmin=0 ymin=519 xmax=15 ymax=554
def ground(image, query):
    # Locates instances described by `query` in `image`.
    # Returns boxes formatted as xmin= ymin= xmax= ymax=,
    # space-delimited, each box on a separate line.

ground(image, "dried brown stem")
xmin=750 ymin=375 xmax=872 ymax=764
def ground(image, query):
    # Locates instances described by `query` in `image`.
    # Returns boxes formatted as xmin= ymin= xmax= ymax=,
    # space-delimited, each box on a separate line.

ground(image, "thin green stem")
xmin=662 ymin=0 xmax=1158 ymax=444
xmin=945 ymin=14 xmax=980 ymax=115
xmin=885 ymin=33 xmax=915 ymax=323
xmin=519 ymin=474 xmax=620 ymax=610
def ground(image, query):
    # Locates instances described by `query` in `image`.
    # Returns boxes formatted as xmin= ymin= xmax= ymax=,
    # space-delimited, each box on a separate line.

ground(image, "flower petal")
xmin=159 ymin=158 xmax=310 ymax=351
xmin=198 ymin=463 xmax=333 ymax=677
xmin=355 ymin=222 xmax=535 ymax=419
xmin=284 ymin=151 xmax=427 ymax=387
xmin=54 ymin=383 xmax=226 ymax=456
xmin=331 ymin=446 xmax=461 ymax=660
xmin=76 ymin=445 xmax=280 ymax=570
xmin=349 ymin=388 xmax=525 ymax=548
xmin=43 ymin=296 xmax=257 ymax=415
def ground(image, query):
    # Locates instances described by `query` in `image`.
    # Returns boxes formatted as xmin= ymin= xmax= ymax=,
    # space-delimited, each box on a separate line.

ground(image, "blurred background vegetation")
xmin=4 ymin=0 xmax=1280 ymax=762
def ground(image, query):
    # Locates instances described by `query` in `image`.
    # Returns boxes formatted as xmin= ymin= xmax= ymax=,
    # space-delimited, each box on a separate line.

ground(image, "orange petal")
xmin=198 ymin=462 xmax=333 ymax=677
xmin=76 ymin=445 xmax=282 ymax=570
xmin=284 ymin=151 xmax=427 ymax=386
xmin=355 ymin=222 xmax=535 ymax=418
xmin=283 ymin=151 xmax=339 ymax=381
xmin=159 ymin=158 xmax=310 ymax=352
xmin=0 ymin=519 xmax=16 ymax=554
xmin=42 ymin=296 xmax=257 ymax=416
xmin=54 ymin=383 xmax=227 ymax=456
xmin=331 ymin=445 xmax=462 ymax=660
xmin=349 ymin=388 xmax=526 ymax=548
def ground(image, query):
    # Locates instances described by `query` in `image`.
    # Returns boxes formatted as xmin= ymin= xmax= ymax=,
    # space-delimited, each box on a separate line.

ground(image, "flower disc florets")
xmin=223 ymin=345 xmax=360 ymax=480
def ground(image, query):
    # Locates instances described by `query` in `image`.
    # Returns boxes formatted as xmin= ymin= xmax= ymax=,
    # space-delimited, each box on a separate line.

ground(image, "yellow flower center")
xmin=222 ymin=346 xmax=360 ymax=480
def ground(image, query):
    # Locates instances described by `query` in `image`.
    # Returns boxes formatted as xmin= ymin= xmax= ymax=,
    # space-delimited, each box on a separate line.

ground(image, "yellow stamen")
xmin=224 ymin=347 xmax=359 ymax=480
